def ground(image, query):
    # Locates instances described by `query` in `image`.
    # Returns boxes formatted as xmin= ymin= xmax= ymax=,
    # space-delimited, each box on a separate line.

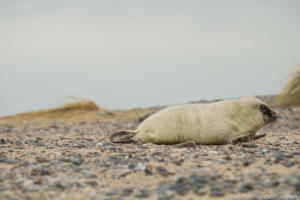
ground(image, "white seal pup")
xmin=110 ymin=97 xmax=278 ymax=145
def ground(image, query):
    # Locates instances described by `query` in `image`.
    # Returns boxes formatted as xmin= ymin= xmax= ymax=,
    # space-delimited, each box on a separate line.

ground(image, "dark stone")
xmin=283 ymin=161 xmax=295 ymax=167
xmin=156 ymin=166 xmax=169 ymax=176
xmin=31 ymin=167 xmax=52 ymax=176
xmin=263 ymin=179 xmax=279 ymax=187
xmin=243 ymin=160 xmax=251 ymax=167
xmin=120 ymin=188 xmax=133 ymax=197
xmin=70 ymin=157 xmax=83 ymax=165
xmin=106 ymin=189 xmax=118 ymax=196
xmin=135 ymin=189 xmax=150 ymax=198
xmin=171 ymin=182 xmax=190 ymax=196
xmin=194 ymin=187 xmax=206 ymax=195
xmin=187 ymin=173 xmax=210 ymax=186
xmin=273 ymin=151 xmax=284 ymax=163
xmin=157 ymin=190 xmax=174 ymax=200
xmin=55 ymin=182 xmax=69 ymax=190
xmin=85 ymin=181 xmax=98 ymax=187
xmin=210 ymin=186 xmax=225 ymax=197
xmin=74 ymin=141 xmax=87 ymax=148
xmin=144 ymin=165 xmax=153 ymax=176
xmin=2 ymin=159 xmax=19 ymax=165
xmin=239 ymin=182 xmax=254 ymax=193
xmin=295 ymin=183 xmax=300 ymax=193
xmin=0 ymin=138 xmax=9 ymax=144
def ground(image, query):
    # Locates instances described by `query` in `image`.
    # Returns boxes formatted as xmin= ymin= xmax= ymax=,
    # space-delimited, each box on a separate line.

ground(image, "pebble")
xmin=31 ymin=167 xmax=52 ymax=176
xmin=36 ymin=156 xmax=49 ymax=163
xmin=135 ymin=188 xmax=150 ymax=198
xmin=144 ymin=165 xmax=153 ymax=176
xmin=273 ymin=151 xmax=284 ymax=163
xmin=210 ymin=186 xmax=225 ymax=197
xmin=157 ymin=190 xmax=174 ymax=200
xmin=239 ymin=182 xmax=254 ymax=193
xmin=106 ymin=189 xmax=118 ymax=196
xmin=85 ymin=181 xmax=98 ymax=187
xmin=1 ymin=159 xmax=19 ymax=165
xmin=120 ymin=188 xmax=133 ymax=197
xmin=171 ymin=182 xmax=190 ymax=196
xmin=194 ymin=187 xmax=206 ymax=195
xmin=156 ymin=166 xmax=169 ymax=176
xmin=263 ymin=178 xmax=279 ymax=187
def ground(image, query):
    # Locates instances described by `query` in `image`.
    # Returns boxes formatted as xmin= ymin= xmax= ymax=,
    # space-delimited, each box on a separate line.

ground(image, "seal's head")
xmin=238 ymin=97 xmax=278 ymax=124
xmin=257 ymin=103 xmax=278 ymax=123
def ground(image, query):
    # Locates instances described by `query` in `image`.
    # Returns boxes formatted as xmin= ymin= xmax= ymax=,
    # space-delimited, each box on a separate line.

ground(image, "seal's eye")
xmin=259 ymin=104 xmax=271 ymax=115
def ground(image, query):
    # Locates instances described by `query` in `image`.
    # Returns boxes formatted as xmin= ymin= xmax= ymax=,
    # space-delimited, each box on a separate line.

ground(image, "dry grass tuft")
xmin=0 ymin=100 xmax=103 ymax=124
xmin=44 ymin=100 xmax=100 ymax=113
xmin=0 ymin=99 xmax=161 ymax=125
xmin=274 ymin=68 xmax=300 ymax=107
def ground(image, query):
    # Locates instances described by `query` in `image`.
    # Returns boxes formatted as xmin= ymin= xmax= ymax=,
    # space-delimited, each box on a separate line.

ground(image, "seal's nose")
xmin=271 ymin=110 xmax=278 ymax=121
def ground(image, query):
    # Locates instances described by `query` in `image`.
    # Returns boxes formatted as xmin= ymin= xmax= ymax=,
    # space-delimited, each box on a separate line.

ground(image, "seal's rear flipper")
xmin=109 ymin=130 xmax=137 ymax=143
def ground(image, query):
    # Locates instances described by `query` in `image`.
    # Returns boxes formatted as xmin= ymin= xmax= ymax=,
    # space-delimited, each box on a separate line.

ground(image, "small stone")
xmin=156 ymin=166 xmax=169 ymax=176
xmin=171 ymin=182 xmax=190 ymax=196
xmin=135 ymin=188 xmax=150 ymax=198
xmin=210 ymin=186 xmax=225 ymax=197
xmin=157 ymin=190 xmax=174 ymax=200
xmin=106 ymin=189 xmax=118 ymax=196
xmin=31 ymin=167 xmax=52 ymax=176
xmin=85 ymin=181 xmax=98 ymax=187
xmin=70 ymin=157 xmax=83 ymax=165
xmin=0 ymin=138 xmax=9 ymax=144
xmin=15 ymin=140 xmax=23 ymax=146
xmin=239 ymin=182 xmax=254 ymax=193
xmin=36 ymin=156 xmax=49 ymax=163
xmin=118 ymin=170 xmax=131 ymax=178
xmin=273 ymin=151 xmax=284 ymax=163
xmin=263 ymin=178 xmax=279 ymax=187
xmin=2 ymin=159 xmax=19 ymax=165
xmin=295 ymin=183 xmax=300 ymax=193
xmin=283 ymin=161 xmax=295 ymax=167
xmin=34 ymin=138 xmax=45 ymax=147
xmin=120 ymin=188 xmax=133 ymax=197
xmin=144 ymin=165 xmax=153 ymax=176
xmin=243 ymin=160 xmax=251 ymax=167
xmin=194 ymin=187 xmax=206 ymax=195
xmin=33 ymin=177 xmax=43 ymax=185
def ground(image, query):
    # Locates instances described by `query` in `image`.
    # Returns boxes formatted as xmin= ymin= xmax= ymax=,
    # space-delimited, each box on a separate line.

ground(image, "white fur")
xmin=133 ymin=97 xmax=268 ymax=144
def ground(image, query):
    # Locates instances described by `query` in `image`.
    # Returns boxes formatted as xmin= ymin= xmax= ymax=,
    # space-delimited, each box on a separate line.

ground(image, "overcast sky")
xmin=1 ymin=0 xmax=300 ymax=116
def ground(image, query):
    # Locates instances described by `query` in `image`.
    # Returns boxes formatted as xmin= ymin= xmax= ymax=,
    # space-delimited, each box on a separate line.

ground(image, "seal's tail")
xmin=109 ymin=130 xmax=137 ymax=143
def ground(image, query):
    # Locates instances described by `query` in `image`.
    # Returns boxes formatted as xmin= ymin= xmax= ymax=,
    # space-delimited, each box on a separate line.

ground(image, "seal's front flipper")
xmin=230 ymin=132 xmax=255 ymax=144
xmin=109 ymin=130 xmax=137 ymax=143
xmin=254 ymin=133 xmax=266 ymax=140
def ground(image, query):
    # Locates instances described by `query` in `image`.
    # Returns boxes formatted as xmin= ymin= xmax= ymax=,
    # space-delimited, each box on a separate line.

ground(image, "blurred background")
xmin=1 ymin=0 xmax=300 ymax=116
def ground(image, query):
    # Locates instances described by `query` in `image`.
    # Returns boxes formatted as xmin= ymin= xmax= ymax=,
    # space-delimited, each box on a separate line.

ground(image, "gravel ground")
xmin=0 ymin=97 xmax=299 ymax=200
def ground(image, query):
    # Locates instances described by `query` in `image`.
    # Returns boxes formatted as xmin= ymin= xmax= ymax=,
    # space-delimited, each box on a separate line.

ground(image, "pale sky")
xmin=1 ymin=0 xmax=300 ymax=116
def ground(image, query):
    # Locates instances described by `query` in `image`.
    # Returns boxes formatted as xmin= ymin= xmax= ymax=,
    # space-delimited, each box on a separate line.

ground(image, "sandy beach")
xmin=0 ymin=96 xmax=299 ymax=200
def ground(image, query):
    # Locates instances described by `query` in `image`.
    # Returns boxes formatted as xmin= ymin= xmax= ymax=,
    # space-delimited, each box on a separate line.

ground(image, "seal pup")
xmin=110 ymin=97 xmax=278 ymax=145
